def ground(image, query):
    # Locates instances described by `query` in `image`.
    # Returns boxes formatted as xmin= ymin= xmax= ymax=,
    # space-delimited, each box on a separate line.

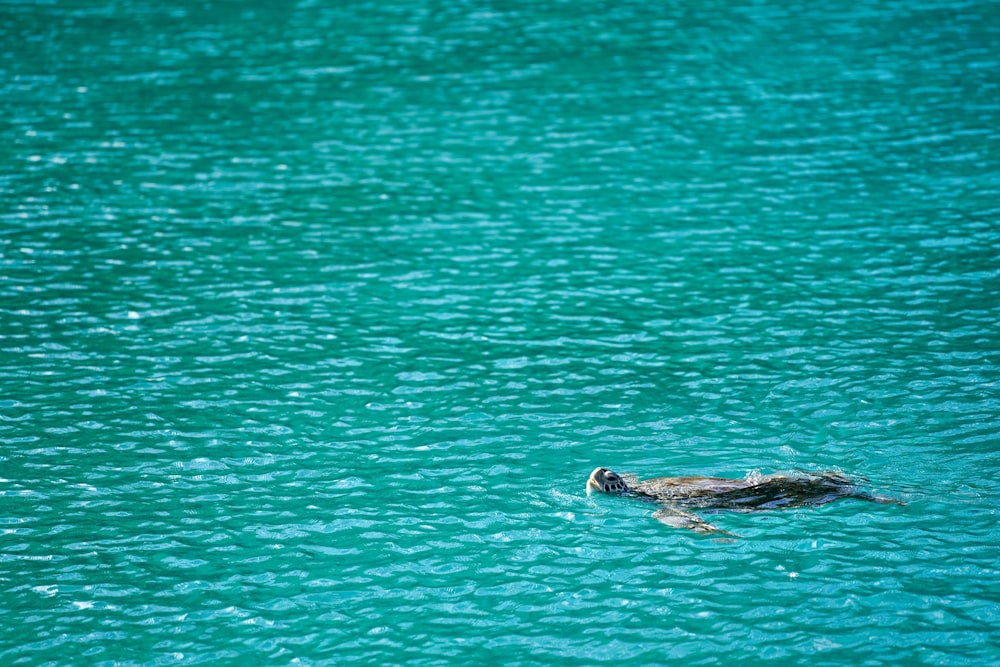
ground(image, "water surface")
xmin=2 ymin=0 xmax=999 ymax=664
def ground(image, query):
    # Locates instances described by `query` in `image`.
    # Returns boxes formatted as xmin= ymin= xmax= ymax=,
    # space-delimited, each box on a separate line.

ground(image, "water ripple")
xmin=3 ymin=0 xmax=1000 ymax=664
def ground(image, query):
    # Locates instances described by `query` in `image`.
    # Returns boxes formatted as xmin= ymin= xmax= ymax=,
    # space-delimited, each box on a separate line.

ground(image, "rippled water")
xmin=3 ymin=0 xmax=999 ymax=664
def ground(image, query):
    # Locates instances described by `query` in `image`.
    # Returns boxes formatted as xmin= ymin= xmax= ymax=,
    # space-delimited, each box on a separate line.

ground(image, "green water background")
xmin=2 ymin=0 xmax=999 ymax=664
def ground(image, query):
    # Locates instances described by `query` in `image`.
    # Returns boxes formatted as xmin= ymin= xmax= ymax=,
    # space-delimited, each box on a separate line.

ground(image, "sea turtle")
xmin=587 ymin=466 xmax=901 ymax=535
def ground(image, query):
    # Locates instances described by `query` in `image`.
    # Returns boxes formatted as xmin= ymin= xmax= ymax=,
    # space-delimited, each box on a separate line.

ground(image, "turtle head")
xmin=587 ymin=467 xmax=629 ymax=495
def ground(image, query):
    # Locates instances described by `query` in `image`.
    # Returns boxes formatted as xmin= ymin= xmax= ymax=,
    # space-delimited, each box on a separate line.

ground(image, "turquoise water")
xmin=3 ymin=0 xmax=1000 ymax=663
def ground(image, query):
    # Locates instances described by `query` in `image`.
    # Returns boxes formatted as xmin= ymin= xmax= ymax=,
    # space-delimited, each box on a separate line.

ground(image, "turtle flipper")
xmin=653 ymin=507 xmax=741 ymax=537
xmin=853 ymin=491 xmax=906 ymax=505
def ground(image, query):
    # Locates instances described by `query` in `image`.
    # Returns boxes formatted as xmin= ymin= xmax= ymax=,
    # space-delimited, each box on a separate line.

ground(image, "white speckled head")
xmin=587 ymin=467 xmax=629 ymax=495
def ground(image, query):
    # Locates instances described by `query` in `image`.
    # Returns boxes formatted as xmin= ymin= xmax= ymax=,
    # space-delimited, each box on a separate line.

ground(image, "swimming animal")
xmin=587 ymin=467 xmax=901 ymax=535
